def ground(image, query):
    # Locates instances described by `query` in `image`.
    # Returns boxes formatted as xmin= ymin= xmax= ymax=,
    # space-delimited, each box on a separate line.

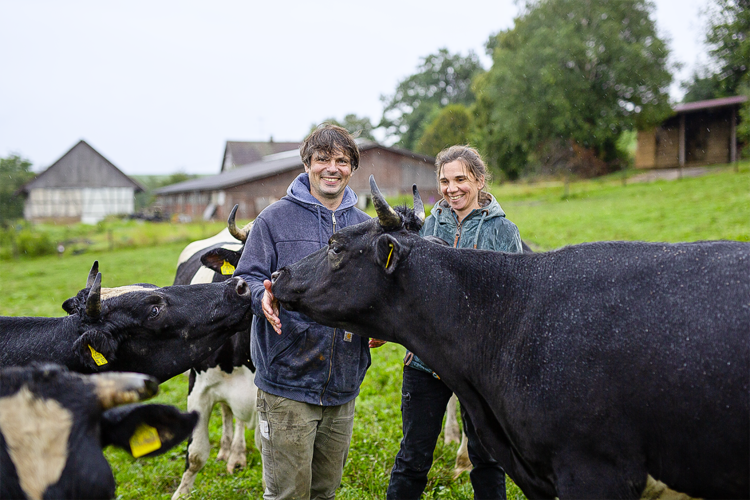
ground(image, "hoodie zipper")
xmin=320 ymin=210 xmax=338 ymax=404
xmin=453 ymin=215 xmax=462 ymax=247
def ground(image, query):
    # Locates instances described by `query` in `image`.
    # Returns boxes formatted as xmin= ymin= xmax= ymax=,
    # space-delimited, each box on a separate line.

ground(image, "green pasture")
xmin=0 ymin=161 xmax=747 ymax=499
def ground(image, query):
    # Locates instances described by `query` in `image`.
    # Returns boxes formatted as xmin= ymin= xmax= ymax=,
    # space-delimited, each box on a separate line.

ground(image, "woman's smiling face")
xmin=439 ymin=159 xmax=484 ymax=221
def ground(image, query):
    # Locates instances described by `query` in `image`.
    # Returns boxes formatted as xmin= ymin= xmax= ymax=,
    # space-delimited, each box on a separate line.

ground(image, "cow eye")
xmin=148 ymin=305 xmax=161 ymax=319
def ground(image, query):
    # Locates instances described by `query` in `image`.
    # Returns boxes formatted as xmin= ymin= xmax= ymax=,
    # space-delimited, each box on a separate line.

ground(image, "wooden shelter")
xmin=635 ymin=95 xmax=747 ymax=169
xmin=155 ymin=141 xmax=438 ymax=221
xmin=19 ymin=140 xmax=143 ymax=224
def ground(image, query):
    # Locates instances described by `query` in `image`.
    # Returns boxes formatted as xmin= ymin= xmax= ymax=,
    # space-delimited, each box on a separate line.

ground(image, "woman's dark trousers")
xmin=386 ymin=365 xmax=506 ymax=500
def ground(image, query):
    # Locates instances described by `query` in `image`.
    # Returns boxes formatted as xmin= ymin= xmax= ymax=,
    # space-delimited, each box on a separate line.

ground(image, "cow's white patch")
xmin=641 ymin=475 xmax=697 ymax=500
xmin=0 ymin=386 xmax=73 ymax=500
xmin=190 ymin=266 xmax=216 ymax=285
xmin=176 ymin=228 xmax=243 ymax=266
xmin=101 ymin=285 xmax=153 ymax=300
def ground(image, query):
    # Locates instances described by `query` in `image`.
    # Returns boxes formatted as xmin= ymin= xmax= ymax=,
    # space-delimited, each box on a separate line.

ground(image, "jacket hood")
xmin=430 ymin=193 xmax=506 ymax=222
xmin=286 ymin=173 xmax=360 ymax=213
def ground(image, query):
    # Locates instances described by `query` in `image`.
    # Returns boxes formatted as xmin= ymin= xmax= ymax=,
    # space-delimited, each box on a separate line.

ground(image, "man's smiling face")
xmin=305 ymin=148 xmax=353 ymax=209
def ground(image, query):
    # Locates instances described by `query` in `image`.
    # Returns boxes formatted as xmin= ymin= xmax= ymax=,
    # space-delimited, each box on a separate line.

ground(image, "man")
xmin=234 ymin=124 xmax=373 ymax=500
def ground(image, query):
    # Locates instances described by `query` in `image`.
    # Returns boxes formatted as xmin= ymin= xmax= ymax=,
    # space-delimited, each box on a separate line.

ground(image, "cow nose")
xmin=271 ymin=270 xmax=281 ymax=284
xmin=235 ymin=278 xmax=249 ymax=296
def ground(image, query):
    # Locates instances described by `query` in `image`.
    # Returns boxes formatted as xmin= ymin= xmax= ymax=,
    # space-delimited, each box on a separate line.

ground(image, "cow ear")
xmin=374 ymin=234 xmax=402 ymax=275
xmin=201 ymin=248 xmax=240 ymax=276
xmin=62 ymin=297 xmax=77 ymax=315
xmin=100 ymin=404 xmax=198 ymax=458
xmin=73 ymin=330 xmax=119 ymax=371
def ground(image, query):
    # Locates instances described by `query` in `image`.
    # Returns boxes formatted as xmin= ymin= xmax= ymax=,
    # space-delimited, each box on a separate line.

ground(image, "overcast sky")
xmin=1 ymin=0 xmax=709 ymax=176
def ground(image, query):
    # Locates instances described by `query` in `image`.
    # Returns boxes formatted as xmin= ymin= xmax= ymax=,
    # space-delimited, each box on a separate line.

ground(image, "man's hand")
xmin=262 ymin=280 xmax=282 ymax=334
xmin=369 ymin=339 xmax=387 ymax=348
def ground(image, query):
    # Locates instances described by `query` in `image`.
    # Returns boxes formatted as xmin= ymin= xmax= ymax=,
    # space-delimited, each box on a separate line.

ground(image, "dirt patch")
xmin=628 ymin=166 xmax=729 ymax=183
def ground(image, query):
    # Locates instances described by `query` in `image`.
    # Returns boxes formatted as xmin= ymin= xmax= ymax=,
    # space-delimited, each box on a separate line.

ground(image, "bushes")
xmin=16 ymin=229 xmax=55 ymax=257
xmin=0 ymin=219 xmax=227 ymax=261
xmin=0 ymin=225 xmax=56 ymax=259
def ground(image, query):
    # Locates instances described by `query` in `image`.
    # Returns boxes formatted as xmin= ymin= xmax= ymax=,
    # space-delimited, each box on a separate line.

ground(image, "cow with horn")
xmin=271 ymin=175 xmax=750 ymax=499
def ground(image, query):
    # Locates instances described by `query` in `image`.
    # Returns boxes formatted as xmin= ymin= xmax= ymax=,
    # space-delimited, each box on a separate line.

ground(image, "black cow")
xmin=0 ymin=262 xmax=253 ymax=383
xmin=0 ymin=363 xmax=197 ymax=500
xmin=270 ymin=176 xmax=750 ymax=500
xmin=171 ymin=205 xmax=258 ymax=499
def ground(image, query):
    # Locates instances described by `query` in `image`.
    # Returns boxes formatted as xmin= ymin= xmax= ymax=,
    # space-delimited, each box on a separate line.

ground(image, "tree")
xmin=416 ymin=104 xmax=473 ymax=157
xmin=473 ymin=0 xmax=673 ymax=179
xmin=380 ymin=48 xmax=484 ymax=150
xmin=683 ymin=0 xmax=749 ymax=100
xmin=312 ymin=114 xmax=377 ymax=141
xmin=682 ymin=70 xmax=723 ymax=102
xmin=0 ymin=154 xmax=34 ymax=225
xmin=705 ymin=0 xmax=750 ymax=96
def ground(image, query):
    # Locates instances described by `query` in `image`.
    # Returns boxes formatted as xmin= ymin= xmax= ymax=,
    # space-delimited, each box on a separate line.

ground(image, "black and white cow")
xmin=0 ymin=363 xmax=198 ymax=500
xmin=270 ymin=176 xmax=750 ymax=500
xmin=171 ymin=205 xmax=258 ymax=499
xmin=0 ymin=262 xmax=253 ymax=383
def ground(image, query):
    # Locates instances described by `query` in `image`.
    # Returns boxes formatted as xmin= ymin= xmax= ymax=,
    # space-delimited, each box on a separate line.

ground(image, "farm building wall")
xmin=350 ymin=148 xmax=438 ymax=206
xmin=24 ymin=187 xmax=136 ymax=224
xmin=156 ymin=146 xmax=437 ymax=222
xmin=636 ymin=100 xmax=741 ymax=170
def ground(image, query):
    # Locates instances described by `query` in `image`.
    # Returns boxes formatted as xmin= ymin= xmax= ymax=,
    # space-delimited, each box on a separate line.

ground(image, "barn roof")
xmin=674 ymin=95 xmax=748 ymax=114
xmin=221 ymin=140 xmax=301 ymax=171
xmin=19 ymin=140 xmax=144 ymax=193
xmin=155 ymin=141 xmax=435 ymax=195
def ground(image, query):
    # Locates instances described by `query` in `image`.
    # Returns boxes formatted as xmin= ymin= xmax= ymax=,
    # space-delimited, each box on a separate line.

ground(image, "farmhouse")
xmin=18 ymin=140 xmax=144 ymax=224
xmin=635 ymin=95 xmax=747 ymax=169
xmin=221 ymin=140 xmax=301 ymax=172
xmin=154 ymin=141 xmax=437 ymax=221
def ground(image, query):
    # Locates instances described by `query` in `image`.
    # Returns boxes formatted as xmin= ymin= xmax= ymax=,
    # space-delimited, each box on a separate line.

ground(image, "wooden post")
xmin=678 ymin=113 xmax=686 ymax=179
xmin=730 ymin=106 xmax=738 ymax=172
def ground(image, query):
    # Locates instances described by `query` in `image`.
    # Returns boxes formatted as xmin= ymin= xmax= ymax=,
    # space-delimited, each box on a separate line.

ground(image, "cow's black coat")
xmin=272 ymin=202 xmax=750 ymax=499
xmin=0 ymin=271 xmax=253 ymax=382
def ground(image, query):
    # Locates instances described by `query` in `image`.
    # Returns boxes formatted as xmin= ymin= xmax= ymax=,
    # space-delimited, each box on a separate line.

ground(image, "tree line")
xmin=5 ymin=0 xmax=748 ymax=225
xmin=324 ymin=0 xmax=749 ymax=180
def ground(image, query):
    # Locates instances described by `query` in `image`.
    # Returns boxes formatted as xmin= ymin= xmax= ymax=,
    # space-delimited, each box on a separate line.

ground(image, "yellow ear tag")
xmin=385 ymin=244 xmax=394 ymax=269
xmin=129 ymin=424 xmax=162 ymax=458
xmin=88 ymin=345 xmax=108 ymax=366
xmin=221 ymin=261 xmax=235 ymax=275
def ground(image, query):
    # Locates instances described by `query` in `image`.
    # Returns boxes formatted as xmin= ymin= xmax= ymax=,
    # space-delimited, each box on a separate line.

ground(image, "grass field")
xmin=0 ymin=161 xmax=747 ymax=499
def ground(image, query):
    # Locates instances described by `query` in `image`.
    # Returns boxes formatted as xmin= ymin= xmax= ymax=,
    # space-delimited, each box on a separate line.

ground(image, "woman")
xmin=385 ymin=145 xmax=522 ymax=500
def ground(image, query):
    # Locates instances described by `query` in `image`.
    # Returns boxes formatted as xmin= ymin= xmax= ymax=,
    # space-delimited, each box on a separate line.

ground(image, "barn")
xmin=18 ymin=140 xmax=144 ymax=224
xmin=635 ymin=95 xmax=747 ymax=169
xmin=154 ymin=141 xmax=438 ymax=221
xmin=221 ymin=140 xmax=301 ymax=172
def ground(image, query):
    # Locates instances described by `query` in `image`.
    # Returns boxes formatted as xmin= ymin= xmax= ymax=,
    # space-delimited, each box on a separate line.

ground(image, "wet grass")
xmin=0 ymin=160 xmax=747 ymax=499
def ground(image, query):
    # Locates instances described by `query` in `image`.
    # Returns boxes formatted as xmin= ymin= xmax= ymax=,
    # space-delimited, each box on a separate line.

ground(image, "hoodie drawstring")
xmin=316 ymin=205 xmax=324 ymax=248
xmin=473 ymin=209 xmax=489 ymax=249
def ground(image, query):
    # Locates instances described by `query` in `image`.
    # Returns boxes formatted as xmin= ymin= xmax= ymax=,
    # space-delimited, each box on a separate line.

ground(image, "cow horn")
xmin=89 ymin=372 xmax=159 ymax=409
xmin=86 ymin=261 xmax=99 ymax=288
xmin=370 ymin=175 xmax=402 ymax=229
xmin=86 ymin=273 xmax=102 ymax=318
xmin=412 ymin=185 xmax=425 ymax=223
xmin=227 ymin=204 xmax=249 ymax=242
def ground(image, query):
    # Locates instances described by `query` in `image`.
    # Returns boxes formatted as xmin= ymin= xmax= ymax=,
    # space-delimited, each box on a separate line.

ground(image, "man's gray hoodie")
xmin=234 ymin=173 xmax=372 ymax=406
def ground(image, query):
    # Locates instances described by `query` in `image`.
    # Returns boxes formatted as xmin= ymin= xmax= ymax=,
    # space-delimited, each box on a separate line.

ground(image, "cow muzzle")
xmin=89 ymin=372 xmax=159 ymax=410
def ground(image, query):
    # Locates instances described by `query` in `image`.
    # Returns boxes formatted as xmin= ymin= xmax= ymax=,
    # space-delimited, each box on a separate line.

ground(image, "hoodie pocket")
xmin=268 ymin=321 xmax=310 ymax=363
